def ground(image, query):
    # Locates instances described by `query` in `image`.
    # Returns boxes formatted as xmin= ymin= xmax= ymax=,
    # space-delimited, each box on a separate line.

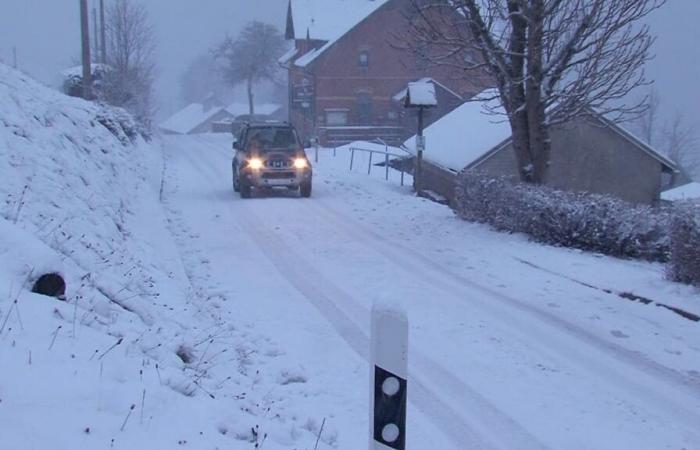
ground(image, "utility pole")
xmin=80 ymin=0 xmax=92 ymax=99
xmin=100 ymin=0 xmax=106 ymax=64
xmin=92 ymin=7 xmax=99 ymax=61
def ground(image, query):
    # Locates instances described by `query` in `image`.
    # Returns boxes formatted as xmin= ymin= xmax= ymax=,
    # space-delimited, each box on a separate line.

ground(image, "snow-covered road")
xmin=162 ymin=134 xmax=700 ymax=449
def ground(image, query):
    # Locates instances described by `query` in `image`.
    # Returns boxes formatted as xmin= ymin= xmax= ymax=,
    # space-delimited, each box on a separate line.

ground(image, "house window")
xmin=325 ymin=109 xmax=348 ymax=126
xmin=356 ymin=93 xmax=373 ymax=124
xmin=359 ymin=50 xmax=369 ymax=68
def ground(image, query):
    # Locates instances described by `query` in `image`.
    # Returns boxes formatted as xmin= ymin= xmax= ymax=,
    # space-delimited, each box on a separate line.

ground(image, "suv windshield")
xmin=245 ymin=127 xmax=299 ymax=153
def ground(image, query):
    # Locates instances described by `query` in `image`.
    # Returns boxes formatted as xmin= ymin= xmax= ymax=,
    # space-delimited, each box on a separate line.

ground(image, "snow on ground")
xmin=2 ymin=62 xmax=700 ymax=449
xmin=158 ymin=135 xmax=700 ymax=449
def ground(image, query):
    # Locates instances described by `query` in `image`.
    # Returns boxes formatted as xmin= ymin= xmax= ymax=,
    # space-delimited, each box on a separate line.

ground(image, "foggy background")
xmin=1 ymin=0 xmax=697 ymax=126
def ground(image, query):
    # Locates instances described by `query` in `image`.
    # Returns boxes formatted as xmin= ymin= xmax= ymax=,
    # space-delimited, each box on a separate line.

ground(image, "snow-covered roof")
xmin=290 ymin=0 xmax=389 ymax=67
xmin=225 ymin=103 xmax=282 ymax=117
xmin=159 ymin=103 xmax=225 ymax=135
xmin=406 ymin=81 xmax=437 ymax=107
xmin=404 ymin=88 xmax=511 ymax=172
xmin=392 ymin=78 xmax=462 ymax=102
xmin=278 ymin=47 xmax=299 ymax=65
xmin=661 ymin=182 xmax=700 ymax=202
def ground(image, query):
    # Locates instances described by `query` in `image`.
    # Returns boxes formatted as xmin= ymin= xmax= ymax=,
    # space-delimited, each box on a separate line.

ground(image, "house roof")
xmin=404 ymin=89 xmax=678 ymax=173
xmin=289 ymin=0 xmax=389 ymax=67
xmin=159 ymin=103 xmax=226 ymax=135
xmin=225 ymin=103 xmax=282 ymax=117
xmin=403 ymin=88 xmax=511 ymax=172
xmin=661 ymin=182 xmax=700 ymax=202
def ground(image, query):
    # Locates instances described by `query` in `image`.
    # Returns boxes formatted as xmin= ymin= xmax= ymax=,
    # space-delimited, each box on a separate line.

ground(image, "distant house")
xmin=404 ymin=89 xmax=678 ymax=205
xmin=159 ymin=96 xmax=233 ymax=135
xmin=225 ymin=102 xmax=284 ymax=120
xmin=281 ymin=0 xmax=488 ymax=146
xmin=661 ymin=182 xmax=700 ymax=203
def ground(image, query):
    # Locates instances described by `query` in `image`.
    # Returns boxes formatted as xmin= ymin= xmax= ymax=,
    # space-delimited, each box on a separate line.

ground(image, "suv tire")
xmin=300 ymin=180 xmax=312 ymax=198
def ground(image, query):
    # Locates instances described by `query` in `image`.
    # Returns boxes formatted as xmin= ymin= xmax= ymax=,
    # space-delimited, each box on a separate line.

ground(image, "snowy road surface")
xmin=162 ymin=134 xmax=700 ymax=449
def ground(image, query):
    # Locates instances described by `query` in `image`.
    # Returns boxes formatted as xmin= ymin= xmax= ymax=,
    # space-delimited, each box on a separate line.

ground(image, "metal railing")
xmin=346 ymin=138 xmax=412 ymax=186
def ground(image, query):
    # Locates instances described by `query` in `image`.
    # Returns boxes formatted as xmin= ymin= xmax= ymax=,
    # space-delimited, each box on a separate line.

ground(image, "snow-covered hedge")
xmin=668 ymin=202 xmax=700 ymax=286
xmin=454 ymin=172 xmax=673 ymax=262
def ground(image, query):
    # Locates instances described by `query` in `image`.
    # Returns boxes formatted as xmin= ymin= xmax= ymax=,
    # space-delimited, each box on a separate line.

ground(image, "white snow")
xmin=159 ymin=102 xmax=226 ymax=134
xmin=60 ymin=63 xmax=111 ymax=78
xmin=661 ymin=181 xmax=700 ymax=201
xmin=405 ymin=81 xmax=437 ymax=107
xmin=3 ymin=63 xmax=700 ymax=449
xmin=392 ymin=77 xmax=462 ymax=102
xmin=404 ymin=88 xmax=511 ymax=171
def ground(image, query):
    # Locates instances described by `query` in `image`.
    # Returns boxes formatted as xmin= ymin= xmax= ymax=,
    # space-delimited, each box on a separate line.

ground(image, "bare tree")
xmin=664 ymin=112 xmax=699 ymax=181
xmin=179 ymin=53 xmax=229 ymax=106
xmin=214 ymin=21 xmax=285 ymax=115
xmin=102 ymin=0 xmax=157 ymax=129
xmin=634 ymin=88 xmax=699 ymax=181
xmin=408 ymin=0 xmax=666 ymax=183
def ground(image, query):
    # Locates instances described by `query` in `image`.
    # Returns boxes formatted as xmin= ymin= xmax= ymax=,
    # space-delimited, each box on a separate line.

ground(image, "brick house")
xmin=404 ymin=89 xmax=679 ymax=205
xmin=280 ymin=0 xmax=488 ymax=146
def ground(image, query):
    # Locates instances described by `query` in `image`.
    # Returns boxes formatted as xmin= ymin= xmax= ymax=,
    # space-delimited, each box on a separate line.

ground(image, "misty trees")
xmin=634 ymin=89 xmax=699 ymax=181
xmin=102 ymin=0 xmax=157 ymax=129
xmin=215 ymin=21 xmax=285 ymax=115
xmin=409 ymin=0 xmax=666 ymax=183
xmin=179 ymin=53 xmax=228 ymax=106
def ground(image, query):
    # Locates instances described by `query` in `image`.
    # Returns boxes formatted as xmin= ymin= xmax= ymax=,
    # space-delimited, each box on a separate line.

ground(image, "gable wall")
xmin=473 ymin=116 xmax=666 ymax=204
xmin=288 ymin=0 xmax=489 ymax=142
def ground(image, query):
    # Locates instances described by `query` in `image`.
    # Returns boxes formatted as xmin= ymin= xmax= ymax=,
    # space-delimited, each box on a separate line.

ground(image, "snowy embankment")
xmin=0 ymin=66 xmax=326 ymax=449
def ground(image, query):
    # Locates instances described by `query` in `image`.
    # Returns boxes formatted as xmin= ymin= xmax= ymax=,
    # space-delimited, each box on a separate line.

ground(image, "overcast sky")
xmin=1 ymin=0 xmax=698 ymax=127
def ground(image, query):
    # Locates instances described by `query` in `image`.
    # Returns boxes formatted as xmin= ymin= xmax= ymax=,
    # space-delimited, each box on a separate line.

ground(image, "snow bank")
xmin=0 ymin=65 xmax=213 ymax=448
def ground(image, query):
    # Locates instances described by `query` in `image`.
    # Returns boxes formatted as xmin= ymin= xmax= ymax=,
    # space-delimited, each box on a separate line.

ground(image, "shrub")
xmin=668 ymin=201 xmax=700 ymax=286
xmin=454 ymin=171 xmax=673 ymax=262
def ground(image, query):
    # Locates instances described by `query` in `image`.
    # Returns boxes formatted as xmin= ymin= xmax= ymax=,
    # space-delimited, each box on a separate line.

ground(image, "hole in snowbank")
xmin=176 ymin=344 xmax=196 ymax=364
xmin=31 ymin=273 xmax=66 ymax=300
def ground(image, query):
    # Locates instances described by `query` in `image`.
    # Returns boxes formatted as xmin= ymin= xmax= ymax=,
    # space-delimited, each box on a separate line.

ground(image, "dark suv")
xmin=232 ymin=122 xmax=312 ymax=198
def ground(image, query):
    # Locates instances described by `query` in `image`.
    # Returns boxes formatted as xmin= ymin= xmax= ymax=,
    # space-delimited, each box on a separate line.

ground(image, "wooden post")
xmin=12 ymin=46 xmax=17 ymax=69
xmin=414 ymin=107 xmax=425 ymax=194
xmin=92 ymin=7 xmax=99 ymax=59
xmin=80 ymin=0 xmax=92 ymax=99
xmin=350 ymin=148 xmax=355 ymax=171
xmin=100 ymin=0 xmax=106 ymax=64
xmin=368 ymin=151 xmax=373 ymax=175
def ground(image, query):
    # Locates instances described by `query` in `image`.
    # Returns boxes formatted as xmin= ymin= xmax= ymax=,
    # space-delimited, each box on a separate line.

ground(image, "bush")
xmin=668 ymin=202 xmax=700 ymax=286
xmin=454 ymin=171 xmax=673 ymax=262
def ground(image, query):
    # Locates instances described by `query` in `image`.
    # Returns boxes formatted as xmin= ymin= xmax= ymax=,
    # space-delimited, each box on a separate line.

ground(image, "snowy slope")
xmin=0 ymin=66 xmax=340 ymax=450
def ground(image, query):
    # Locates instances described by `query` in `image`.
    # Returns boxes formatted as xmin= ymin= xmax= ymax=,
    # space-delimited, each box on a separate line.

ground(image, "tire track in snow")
xmin=235 ymin=203 xmax=549 ymax=450
xmin=303 ymin=198 xmax=700 ymax=426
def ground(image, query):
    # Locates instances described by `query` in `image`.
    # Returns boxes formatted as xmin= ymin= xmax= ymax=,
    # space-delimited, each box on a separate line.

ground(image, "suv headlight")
xmin=247 ymin=158 xmax=264 ymax=170
xmin=293 ymin=158 xmax=308 ymax=169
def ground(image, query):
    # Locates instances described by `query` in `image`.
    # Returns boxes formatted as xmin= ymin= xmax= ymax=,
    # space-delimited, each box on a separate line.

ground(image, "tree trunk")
xmin=247 ymin=77 xmax=255 ymax=115
xmin=525 ymin=0 xmax=549 ymax=184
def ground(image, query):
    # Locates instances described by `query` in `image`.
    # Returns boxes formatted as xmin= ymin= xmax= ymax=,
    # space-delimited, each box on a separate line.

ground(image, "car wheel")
xmin=300 ymin=181 xmax=312 ymax=198
xmin=233 ymin=172 xmax=240 ymax=192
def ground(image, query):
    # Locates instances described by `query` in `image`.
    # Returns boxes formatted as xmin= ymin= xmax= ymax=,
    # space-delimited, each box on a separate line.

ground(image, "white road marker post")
xmin=370 ymin=302 xmax=408 ymax=450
